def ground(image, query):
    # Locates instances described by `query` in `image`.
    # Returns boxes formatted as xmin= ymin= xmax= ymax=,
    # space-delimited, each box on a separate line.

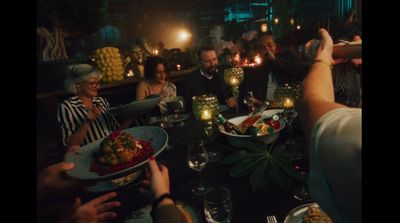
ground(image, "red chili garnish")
xmin=90 ymin=140 xmax=154 ymax=175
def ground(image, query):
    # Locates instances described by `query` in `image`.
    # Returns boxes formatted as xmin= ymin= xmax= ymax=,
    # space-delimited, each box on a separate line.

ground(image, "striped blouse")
xmin=57 ymin=96 xmax=119 ymax=147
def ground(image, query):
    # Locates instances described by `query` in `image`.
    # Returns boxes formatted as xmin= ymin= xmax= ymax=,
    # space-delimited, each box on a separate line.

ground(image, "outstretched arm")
xmin=300 ymin=29 xmax=346 ymax=139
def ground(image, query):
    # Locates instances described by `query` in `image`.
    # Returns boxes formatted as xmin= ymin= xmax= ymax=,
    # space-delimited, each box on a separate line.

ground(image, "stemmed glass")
xmin=192 ymin=94 xmax=220 ymax=162
xmin=159 ymin=106 xmax=174 ymax=151
xmin=292 ymin=155 xmax=313 ymax=201
xmin=282 ymin=97 xmax=297 ymax=150
xmin=166 ymin=96 xmax=186 ymax=127
xmin=243 ymin=91 xmax=256 ymax=114
xmin=223 ymin=67 xmax=244 ymax=114
xmin=187 ymin=140 xmax=209 ymax=195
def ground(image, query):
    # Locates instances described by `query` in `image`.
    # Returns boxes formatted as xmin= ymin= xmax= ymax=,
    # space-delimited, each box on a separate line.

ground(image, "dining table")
xmin=79 ymin=106 xmax=311 ymax=223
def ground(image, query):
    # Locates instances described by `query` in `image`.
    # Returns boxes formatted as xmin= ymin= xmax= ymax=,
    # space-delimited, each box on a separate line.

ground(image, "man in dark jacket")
xmin=182 ymin=46 xmax=237 ymax=110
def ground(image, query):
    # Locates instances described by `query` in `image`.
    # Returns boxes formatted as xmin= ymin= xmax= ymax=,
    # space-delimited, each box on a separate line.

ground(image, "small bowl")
xmin=218 ymin=109 xmax=286 ymax=145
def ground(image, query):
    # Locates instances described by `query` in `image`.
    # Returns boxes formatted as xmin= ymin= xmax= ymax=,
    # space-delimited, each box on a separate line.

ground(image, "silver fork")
xmin=265 ymin=215 xmax=278 ymax=223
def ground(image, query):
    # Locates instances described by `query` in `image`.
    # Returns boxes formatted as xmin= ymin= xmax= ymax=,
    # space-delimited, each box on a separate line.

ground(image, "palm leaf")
xmin=249 ymin=153 xmax=271 ymax=191
xmin=230 ymin=156 xmax=265 ymax=177
xmin=228 ymin=137 xmax=267 ymax=152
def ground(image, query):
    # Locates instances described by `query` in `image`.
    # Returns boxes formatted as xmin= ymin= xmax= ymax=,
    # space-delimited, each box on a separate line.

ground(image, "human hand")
xmin=225 ymin=97 xmax=237 ymax=108
xmin=87 ymin=105 xmax=102 ymax=122
xmin=140 ymin=157 xmax=170 ymax=199
xmin=264 ymin=45 xmax=276 ymax=61
xmin=332 ymin=35 xmax=362 ymax=65
xmin=38 ymin=162 xmax=75 ymax=189
xmin=66 ymin=145 xmax=81 ymax=154
xmin=351 ymin=36 xmax=362 ymax=66
xmin=315 ymin=28 xmax=334 ymax=64
xmin=69 ymin=192 xmax=121 ymax=223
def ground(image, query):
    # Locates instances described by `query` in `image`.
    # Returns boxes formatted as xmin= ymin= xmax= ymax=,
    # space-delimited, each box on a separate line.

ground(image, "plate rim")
xmin=85 ymin=169 xmax=143 ymax=193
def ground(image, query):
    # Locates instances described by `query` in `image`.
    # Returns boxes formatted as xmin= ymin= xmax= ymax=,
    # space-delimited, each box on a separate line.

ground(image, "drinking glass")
xmin=187 ymin=140 xmax=209 ymax=195
xmin=243 ymin=91 xmax=256 ymax=114
xmin=292 ymin=155 xmax=312 ymax=201
xmin=204 ymin=187 xmax=233 ymax=223
xmin=166 ymin=96 xmax=186 ymax=127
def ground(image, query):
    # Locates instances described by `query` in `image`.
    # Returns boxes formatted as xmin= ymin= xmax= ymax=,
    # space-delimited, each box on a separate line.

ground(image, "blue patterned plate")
xmin=65 ymin=126 xmax=168 ymax=181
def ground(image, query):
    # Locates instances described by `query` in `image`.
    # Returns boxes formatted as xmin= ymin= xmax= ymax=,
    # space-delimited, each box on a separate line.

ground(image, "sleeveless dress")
xmin=146 ymin=81 xmax=177 ymax=114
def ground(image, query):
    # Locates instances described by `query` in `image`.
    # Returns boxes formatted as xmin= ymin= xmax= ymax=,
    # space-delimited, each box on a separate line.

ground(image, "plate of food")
xmin=109 ymin=95 xmax=161 ymax=118
xmin=123 ymin=201 xmax=200 ymax=223
xmin=284 ymin=203 xmax=333 ymax=223
xmin=65 ymin=126 xmax=168 ymax=181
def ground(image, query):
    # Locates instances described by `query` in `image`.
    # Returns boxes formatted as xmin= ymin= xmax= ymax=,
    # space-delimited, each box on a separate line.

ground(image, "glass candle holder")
xmin=192 ymin=94 xmax=221 ymax=161
xmin=192 ymin=94 xmax=220 ymax=123
xmin=223 ymin=68 xmax=244 ymax=114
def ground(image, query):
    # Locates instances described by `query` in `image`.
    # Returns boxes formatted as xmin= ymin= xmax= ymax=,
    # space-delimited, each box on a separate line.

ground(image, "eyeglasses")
xmin=82 ymin=81 xmax=101 ymax=87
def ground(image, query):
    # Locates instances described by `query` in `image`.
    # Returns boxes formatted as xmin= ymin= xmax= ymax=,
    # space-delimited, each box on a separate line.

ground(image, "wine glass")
xmin=292 ymin=155 xmax=313 ymax=201
xmin=223 ymin=67 xmax=244 ymax=114
xmin=187 ymin=140 xmax=209 ymax=195
xmin=166 ymin=96 xmax=186 ymax=127
xmin=243 ymin=91 xmax=256 ymax=114
xmin=159 ymin=106 xmax=174 ymax=151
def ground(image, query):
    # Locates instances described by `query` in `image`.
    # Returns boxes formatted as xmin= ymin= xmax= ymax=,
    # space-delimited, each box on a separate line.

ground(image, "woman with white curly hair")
xmin=57 ymin=64 xmax=129 ymax=150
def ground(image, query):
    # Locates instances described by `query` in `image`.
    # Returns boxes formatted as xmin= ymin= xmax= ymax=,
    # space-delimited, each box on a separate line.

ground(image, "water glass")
xmin=204 ymin=187 xmax=232 ymax=223
xmin=187 ymin=140 xmax=209 ymax=195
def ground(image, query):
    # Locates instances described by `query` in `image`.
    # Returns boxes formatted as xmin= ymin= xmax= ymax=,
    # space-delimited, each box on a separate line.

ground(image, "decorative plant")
xmin=222 ymin=137 xmax=303 ymax=192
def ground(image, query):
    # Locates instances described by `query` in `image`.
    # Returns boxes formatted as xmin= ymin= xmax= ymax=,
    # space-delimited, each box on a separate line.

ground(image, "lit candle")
xmin=254 ymin=55 xmax=262 ymax=65
xmin=202 ymin=110 xmax=211 ymax=120
xmin=127 ymin=69 xmax=134 ymax=77
xmin=155 ymin=49 xmax=159 ymax=55
xmin=176 ymin=64 xmax=181 ymax=70
xmin=230 ymin=78 xmax=239 ymax=86
xmin=283 ymin=98 xmax=294 ymax=109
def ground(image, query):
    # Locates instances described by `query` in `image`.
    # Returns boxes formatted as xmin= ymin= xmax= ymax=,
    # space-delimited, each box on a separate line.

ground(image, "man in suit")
xmin=182 ymin=45 xmax=237 ymax=110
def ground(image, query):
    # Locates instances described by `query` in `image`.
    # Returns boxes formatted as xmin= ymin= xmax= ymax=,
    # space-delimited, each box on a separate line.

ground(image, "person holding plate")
xmin=37 ymin=162 xmax=121 ymax=223
xmin=57 ymin=64 xmax=131 ymax=149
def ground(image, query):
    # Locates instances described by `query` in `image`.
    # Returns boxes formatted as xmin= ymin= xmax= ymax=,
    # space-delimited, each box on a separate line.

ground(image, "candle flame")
xmin=283 ymin=98 xmax=294 ymax=108
xmin=202 ymin=110 xmax=212 ymax=120
xmin=255 ymin=55 xmax=262 ymax=65
xmin=230 ymin=78 xmax=239 ymax=86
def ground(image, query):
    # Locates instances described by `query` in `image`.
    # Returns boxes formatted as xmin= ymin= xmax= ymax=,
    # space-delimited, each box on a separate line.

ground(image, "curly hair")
xmin=144 ymin=56 xmax=169 ymax=82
